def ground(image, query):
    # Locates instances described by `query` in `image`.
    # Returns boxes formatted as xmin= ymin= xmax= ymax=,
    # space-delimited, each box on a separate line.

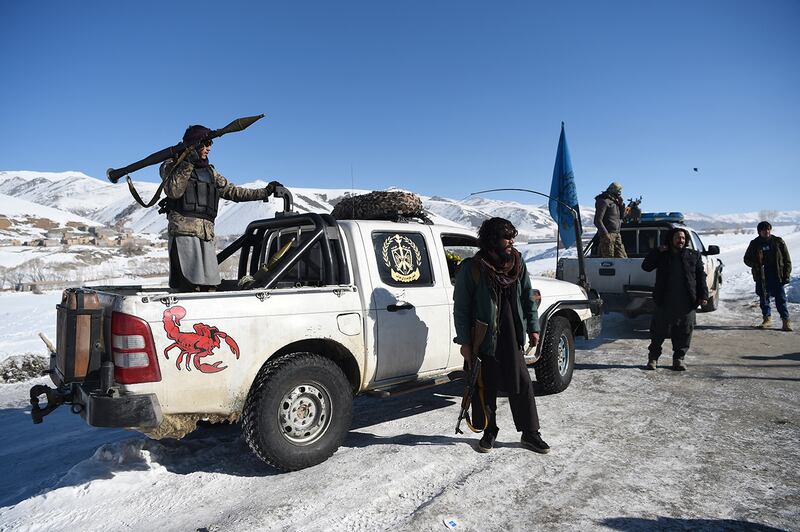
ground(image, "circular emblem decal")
xmin=381 ymin=234 xmax=422 ymax=283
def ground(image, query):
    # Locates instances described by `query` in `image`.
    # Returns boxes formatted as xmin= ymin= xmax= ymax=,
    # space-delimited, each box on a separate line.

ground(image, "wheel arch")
xmin=539 ymin=303 xmax=588 ymax=340
xmin=268 ymin=338 xmax=361 ymax=393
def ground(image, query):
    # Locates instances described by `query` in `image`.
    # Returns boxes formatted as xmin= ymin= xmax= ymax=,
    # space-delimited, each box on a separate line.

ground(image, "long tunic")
xmin=480 ymin=285 xmax=532 ymax=394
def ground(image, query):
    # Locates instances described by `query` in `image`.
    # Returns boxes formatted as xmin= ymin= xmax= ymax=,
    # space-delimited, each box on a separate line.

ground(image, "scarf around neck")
xmin=477 ymin=248 xmax=523 ymax=290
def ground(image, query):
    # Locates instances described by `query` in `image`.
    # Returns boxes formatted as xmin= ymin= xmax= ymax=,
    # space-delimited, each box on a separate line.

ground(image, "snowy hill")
xmin=1 ymin=170 xmax=799 ymax=240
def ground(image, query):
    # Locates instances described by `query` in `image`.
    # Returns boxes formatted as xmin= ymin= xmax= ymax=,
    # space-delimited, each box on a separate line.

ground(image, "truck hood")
xmin=530 ymin=276 xmax=587 ymax=301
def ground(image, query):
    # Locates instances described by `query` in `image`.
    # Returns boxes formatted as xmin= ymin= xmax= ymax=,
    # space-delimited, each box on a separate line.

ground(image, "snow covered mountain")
xmin=1 ymin=170 xmax=798 ymax=240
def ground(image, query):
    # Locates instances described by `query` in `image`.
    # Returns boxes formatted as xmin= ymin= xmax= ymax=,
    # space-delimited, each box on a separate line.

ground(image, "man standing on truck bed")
xmin=594 ymin=182 xmax=627 ymax=258
xmin=160 ymin=125 xmax=282 ymax=292
xmin=744 ymin=221 xmax=792 ymax=331
xmin=453 ymin=217 xmax=550 ymax=454
xmin=642 ymin=227 xmax=708 ymax=371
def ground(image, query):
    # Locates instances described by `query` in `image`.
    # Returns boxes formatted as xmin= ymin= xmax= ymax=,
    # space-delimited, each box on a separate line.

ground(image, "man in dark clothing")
xmin=594 ymin=181 xmax=627 ymax=258
xmin=743 ymin=221 xmax=792 ymax=331
xmin=642 ymin=227 xmax=708 ymax=371
xmin=453 ymin=218 xmax=550 ymax=454
xmin=160 ymin=124 xmax=282 ymax=292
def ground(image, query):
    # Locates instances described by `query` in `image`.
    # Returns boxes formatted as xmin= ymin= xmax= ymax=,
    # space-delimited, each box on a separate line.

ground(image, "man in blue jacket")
xmin=743 ymin=221 xmax=792 ymax=331
xmin=453 ymin=217 xmax=549 ymax=454
xmin=642 ymin=227 xmax=708 ymax=371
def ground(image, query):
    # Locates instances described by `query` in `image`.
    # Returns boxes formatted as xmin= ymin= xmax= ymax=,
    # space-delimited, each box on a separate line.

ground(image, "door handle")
xmin=387 ymin=302 xmax=415 ymax=312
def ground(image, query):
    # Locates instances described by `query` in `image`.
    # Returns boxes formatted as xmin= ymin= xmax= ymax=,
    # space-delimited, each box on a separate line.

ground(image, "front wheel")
xmin=533 ymin=316 xmax=575 ymax=395
xmin=242 ymin=352 xmax=353 ymax=471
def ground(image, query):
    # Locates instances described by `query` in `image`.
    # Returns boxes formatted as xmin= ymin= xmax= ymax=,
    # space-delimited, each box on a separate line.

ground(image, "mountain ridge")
xmin=1 ymin=171 xmax=798 ymax=240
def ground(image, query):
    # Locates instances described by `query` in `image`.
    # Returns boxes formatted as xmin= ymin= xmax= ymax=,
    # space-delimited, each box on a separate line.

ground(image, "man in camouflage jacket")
xmin=160 ymin=124 xmax=281 ymax=291
xmin=594 ymin=182 xmax=628 ymax=258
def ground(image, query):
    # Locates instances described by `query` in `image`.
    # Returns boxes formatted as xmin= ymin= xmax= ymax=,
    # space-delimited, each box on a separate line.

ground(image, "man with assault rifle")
xmin=453 ymin=217 xmax=550 ymax=454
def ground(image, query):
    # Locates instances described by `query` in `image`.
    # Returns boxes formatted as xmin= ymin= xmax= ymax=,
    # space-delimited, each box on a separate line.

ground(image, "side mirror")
xmin=704 ymin=245 xmax=720 ymax=256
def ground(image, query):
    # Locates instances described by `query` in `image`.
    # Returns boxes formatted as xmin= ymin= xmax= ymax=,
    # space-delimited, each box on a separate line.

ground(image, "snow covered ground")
xmin=0 ymin=228 xmax=798 ymax=531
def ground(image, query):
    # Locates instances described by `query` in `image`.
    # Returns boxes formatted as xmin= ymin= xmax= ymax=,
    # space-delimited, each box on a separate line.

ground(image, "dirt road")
xmin=2 ymin=300 xmax=798 ymax=531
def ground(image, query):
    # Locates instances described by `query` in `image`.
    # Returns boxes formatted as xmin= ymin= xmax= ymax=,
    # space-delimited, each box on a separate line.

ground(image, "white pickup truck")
xmin=30 ymin=191 xmax=601 ymax=471
xmin=557 ymin=213 xmax=723 ymax=317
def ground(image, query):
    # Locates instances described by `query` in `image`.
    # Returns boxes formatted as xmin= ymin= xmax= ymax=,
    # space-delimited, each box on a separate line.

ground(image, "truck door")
xmin=437 ymin=232 xmax=480 ymax=369
xmin=367 ymin=229 xmax=451 ymax=381
xmin=689 ymin=230 xmax=714 ymax=292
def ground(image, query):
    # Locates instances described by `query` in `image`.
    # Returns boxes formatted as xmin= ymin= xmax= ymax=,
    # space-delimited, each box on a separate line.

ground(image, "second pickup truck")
xmin=557 ymin=213 xmax=723 ymax=317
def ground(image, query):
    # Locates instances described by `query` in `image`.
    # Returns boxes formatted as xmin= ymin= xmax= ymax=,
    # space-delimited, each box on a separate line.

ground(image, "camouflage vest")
xmin=166 ymin=166 xmax=219 ymax=222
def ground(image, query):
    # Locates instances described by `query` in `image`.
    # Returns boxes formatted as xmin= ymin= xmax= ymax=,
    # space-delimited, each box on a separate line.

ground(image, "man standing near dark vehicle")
xmin=160 ymin=125 xmax=282 ymax=292
xmin=642 ymin=227 xmax=708 ymax=371
xmin=453 ymin=217 xmax=550 ymax=454
xmin=594 ymin=181 xmax=627 ymax=258
xmin=744 ymin=221 xmax=792 ymax=331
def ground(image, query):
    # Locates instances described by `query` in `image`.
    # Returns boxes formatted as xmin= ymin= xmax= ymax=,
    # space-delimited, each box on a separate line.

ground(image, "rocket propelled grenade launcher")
xmin=106 ymin=114 xmax=265 ymax=183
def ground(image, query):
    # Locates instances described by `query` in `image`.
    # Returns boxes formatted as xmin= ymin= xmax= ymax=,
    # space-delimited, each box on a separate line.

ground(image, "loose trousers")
xmin=471 ymin=377 xmax=540 ymax=436
xmin=648 ymin=311 xmax=695 ymax=361
xmin=598 ymin=232 xmax=628 ymax=258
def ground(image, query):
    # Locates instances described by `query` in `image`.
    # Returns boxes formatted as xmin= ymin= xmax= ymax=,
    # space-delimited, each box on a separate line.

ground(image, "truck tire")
xmin=533 ymin=316 xmax=575 ymax=395
xmin=242 ymin=352 xmax=353 ymax=471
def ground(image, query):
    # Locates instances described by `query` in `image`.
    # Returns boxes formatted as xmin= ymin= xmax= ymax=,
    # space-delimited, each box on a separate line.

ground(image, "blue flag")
xmin=548 ymin=122 xmax=581 ymax=248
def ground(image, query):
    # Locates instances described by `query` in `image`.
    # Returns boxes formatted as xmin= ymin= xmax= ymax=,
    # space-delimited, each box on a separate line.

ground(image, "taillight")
xmin=111 ymin=312 xmax=161 ymax=384
xmin=532 ymin=289 xmax=542 ymax=307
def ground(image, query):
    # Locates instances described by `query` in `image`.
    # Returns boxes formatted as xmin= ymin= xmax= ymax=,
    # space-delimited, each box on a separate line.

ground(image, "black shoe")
xmin=521 ymin=432 xmax=550 ymax=454
xmin=673 ymin=358 xmax=687 ymax=371
xmin=477 ymin=431 xmax=496 ymax=453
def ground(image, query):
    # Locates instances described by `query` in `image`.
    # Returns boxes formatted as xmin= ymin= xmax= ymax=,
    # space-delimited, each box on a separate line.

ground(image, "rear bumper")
xmin=600 ymin=293 xmax=655 ymax=316
xmin=75 ymin=385 xmax=163 ymax=429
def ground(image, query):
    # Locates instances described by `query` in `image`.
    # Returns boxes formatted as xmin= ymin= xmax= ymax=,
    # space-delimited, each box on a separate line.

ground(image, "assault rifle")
xmin=455 ymin=319 xmax=488 ymax=435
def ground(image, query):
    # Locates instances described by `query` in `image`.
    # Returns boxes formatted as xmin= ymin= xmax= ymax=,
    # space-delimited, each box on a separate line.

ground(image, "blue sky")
xmin=1 ymin=0 xmax=798 ymax=213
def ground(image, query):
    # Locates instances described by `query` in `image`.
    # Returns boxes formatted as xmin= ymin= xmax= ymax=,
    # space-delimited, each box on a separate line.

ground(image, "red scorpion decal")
xmin=162 ymin=306 xmax=240 ymax=373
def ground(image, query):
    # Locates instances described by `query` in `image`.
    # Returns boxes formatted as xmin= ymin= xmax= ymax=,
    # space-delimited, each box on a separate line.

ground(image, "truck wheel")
xmin=533 ymin=316 xmax=575 ymax=395
xmin=242 ymin=352 xmax=353 ymax=471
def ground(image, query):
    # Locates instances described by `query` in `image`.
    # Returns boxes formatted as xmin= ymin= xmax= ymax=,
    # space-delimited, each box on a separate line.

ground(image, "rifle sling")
xmin=124 ymin=148 xmax=189 ymax=209
xmin=126 ymin=176 xmax=164 ymax=208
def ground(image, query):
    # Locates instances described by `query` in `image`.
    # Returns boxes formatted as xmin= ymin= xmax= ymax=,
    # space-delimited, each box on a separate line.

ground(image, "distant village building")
xmin=45 ymin=229 xmax=68 ymax=240
xmin=29 ymin=217 xmax=58 ymax=230
xmin=90 ymin=227 xmax=118 ymax=238
xmin=66 ymin=221 xmax=91 ymax=232
xmin=63 ymin=234 xmax=93 ymax=245
xmin=94 ymin=236 xmax=117 ymax=247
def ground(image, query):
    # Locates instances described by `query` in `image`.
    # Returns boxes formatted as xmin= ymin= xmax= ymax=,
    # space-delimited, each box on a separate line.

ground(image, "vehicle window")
xmin=690 ymin=231 xmax=705 ymax=253
xmin=441 ymin=234 xmax=479 ymax=284
xmin=372 ymin=232 xmax=434 ymax=287
xmin=621 ymin=230 xmax=637 ymax=255
xmin=638 ymin=229 xmax=660 ymax=255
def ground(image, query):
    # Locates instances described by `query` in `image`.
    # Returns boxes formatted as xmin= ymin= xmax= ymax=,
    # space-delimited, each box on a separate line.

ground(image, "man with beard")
xmin=453 ymin=217 xmax=550 ymax=454
xmin=160 ymin=124 xmax=282 ymax=292
xmin=594 ymin=182 xmax=627 ymax=258
xmin=642 ymin=227 xmax=708 ymax=371
xmin=743 ymin=221 xmax=792 ymax=331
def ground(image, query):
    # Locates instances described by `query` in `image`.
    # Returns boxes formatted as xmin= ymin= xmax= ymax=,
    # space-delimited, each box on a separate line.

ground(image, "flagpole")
xmin=556 ymin=224 xmax=560 ymax=265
